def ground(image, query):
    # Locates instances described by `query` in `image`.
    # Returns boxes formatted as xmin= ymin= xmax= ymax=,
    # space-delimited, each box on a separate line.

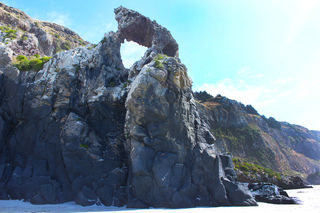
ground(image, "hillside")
xmin=0 ymin=2 xmax=88 ymax=57
xmin=195 ymin=91 xmax=320 ymax=182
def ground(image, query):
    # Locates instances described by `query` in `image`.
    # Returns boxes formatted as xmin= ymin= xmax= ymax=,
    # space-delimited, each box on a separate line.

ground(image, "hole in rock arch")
xmin=120 ymin=40 xmax=147 ymax=69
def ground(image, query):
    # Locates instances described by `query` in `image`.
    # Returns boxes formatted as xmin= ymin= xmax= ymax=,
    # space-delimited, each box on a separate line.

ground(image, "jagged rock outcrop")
xmin=248 ymin=183 xmax=298 ymax=204
xmin=0 ymin=32 xmax=128 ymax=205
xmin=0 ymin=2 xmax=88 ymax=57
xmin=124 ymin=55 xmax=255 ymax=208
xmin=0 ymin=5 xmax=257 ymax=208
xmin=115 ymin=6 xmax=178 ymax=57
xmin=114 ymin=7 xmax=178 ymax=79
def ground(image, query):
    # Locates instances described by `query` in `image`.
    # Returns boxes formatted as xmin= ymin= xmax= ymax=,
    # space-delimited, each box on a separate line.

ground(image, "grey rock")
xmin=0 ymin=5 xmax=257 ymax=209
xmin=0 ymin=2 xmax=88 ymax=57
xmin=74 ymin=186 xmax=97 ymax=206
xmin=248 ymin=183 xmax=298 ymax=204
xmin=115 ymin=6 xmax=178 ymax=57
xmin=194 ymin=91 xmax=320 ymax=180
xmin=125 ymin=55 xmax=256 ymax=207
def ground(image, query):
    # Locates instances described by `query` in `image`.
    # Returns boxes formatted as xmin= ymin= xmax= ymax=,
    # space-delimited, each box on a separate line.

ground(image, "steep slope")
xmin=0 ymin=6 xmax=257 ymax=208
xmin=0 ymin=2 xmax=88 ymax=57
xmin=195 ymin=91 xmax=320 ymax=181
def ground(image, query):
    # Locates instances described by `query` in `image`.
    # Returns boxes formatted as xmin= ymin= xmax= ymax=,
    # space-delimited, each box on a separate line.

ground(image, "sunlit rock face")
xmin=0 ymin=4 xmax=257 ymax=208
xmin=0 ymin=2 xmax=88 ymax=57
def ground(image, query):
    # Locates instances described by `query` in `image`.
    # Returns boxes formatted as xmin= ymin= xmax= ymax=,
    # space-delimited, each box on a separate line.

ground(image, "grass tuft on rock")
xmin=154 ymin=54 xmax=167 ymax=69
xmin=13 ymin=55 xmax=52 ymax=72
xmin=0 ymin=26 xmax=18 ymax=41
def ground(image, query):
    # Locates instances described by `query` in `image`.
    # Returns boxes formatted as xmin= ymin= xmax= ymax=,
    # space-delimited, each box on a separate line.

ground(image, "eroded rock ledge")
xmin=0 ymin=6 xmax=257 ymax=208
xmin=115 ymin=6 xmax=178 ymax=57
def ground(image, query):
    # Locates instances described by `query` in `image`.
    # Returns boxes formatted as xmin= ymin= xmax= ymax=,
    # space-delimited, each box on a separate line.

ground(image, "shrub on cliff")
xmin=0 ymin=26 xmax=17 ymax=41
xmin=13 ymin=55 xmax=52 ymax=71
xmin=233 ymin=158 xmax=282 ymax=181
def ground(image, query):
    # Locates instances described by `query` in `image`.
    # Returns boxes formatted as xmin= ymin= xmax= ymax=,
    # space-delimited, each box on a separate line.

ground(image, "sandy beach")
xmin=0 ymin=185 xmax=319 ymax=213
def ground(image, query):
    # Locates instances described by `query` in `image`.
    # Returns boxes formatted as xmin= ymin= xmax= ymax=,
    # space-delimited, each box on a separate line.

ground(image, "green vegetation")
xmin=16 ymin=55 xmax=27 ymax=61
xmin=29 ymin=59 xmax=43 ymax=71
xmin=54 ymin=37 xmax=74 ymax=52
xmin=21 ymin=35 xmax=28 ymax=41
xmin=79 ymin=39 xmax=86 ymax=46
xmin=61 ymin=41 xmax=72 ymax=50
xmin=87 ymin=44 xmax=98 ymax=50
xmin=101 ymin=37 xmax=107 ymax=43
xmin=233 ymin=158 xmax=282 ymax=181
xmin=80 ymin=143 xmax=89 ymax=149
xmin=0 ymin=26 xmax=18 ymax=41
xmin=154 ymin=54 xmax=167 ymax=70
xmin=212 ymin=126 xmax=260 ymax=144
xmin=122 ymin=80 xmax=132 ymax=89
xmin=13 ymin=55 xmax=52 ymax=71
xmin=155 ymin=54 xmax=166 ymax=60
xmin=211 ymin=125 xmax=276 ymax=169
xmin=54 ymin=33 xmax=60 ymax=39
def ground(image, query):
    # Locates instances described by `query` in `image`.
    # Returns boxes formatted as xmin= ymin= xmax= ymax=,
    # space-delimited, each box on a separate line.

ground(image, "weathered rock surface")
xmin=124 ymin=55 xmax=256 ymax=208
xmin=0 ymin=5 xmax=257 ymax=208
xmin=115 ymin=6 xmax=178 ymax=57
xmin=248 ymin=183 xmax=298 ymax=204
xmin=195 ymin=91 xmax=320 ymax=180
xmin=237 ymin=170 xmax=311 ymax=190
xmin=0 ymin=31 xmax=128 ymax=206
xmin=0 ymin=2 xmax=88 ymax=57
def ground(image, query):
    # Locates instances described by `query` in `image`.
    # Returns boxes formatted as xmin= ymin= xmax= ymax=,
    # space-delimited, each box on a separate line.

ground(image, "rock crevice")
xmin=0 ymin=5 xmax=257 ymax=208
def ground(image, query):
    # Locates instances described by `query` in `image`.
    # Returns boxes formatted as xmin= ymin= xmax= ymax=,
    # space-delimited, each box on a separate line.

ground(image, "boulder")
xmin=248 ymin=183 xmax=298 ymax=204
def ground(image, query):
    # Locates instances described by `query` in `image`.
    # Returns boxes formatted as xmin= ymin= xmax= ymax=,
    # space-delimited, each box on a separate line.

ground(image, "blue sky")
xmin=3 ymin=0 xmax=320 ymax=130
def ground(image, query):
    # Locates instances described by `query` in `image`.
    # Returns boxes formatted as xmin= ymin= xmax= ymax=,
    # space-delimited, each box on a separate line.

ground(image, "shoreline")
xmin=0 ymin=185 xmax=318 ymax=213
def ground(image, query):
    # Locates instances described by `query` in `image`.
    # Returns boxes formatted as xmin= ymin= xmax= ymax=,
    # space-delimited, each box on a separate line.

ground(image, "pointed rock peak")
xmin=114 ymin=6 xmax=178 ymax=57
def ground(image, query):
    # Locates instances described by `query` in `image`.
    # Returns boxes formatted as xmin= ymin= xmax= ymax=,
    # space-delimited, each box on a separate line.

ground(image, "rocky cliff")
xmin=195 ymin=91 xmax=320 ymax=184
xmin=0 ymin=5 xmax=257 ymax=208
xmin=0 ymin=3 xmax=87 ymax=57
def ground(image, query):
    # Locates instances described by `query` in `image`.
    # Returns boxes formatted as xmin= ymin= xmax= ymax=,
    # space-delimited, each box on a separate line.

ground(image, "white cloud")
xmin=197 ymin=79 xmax=265 ymax=106
xmin=46 ymin=11 xmax=71 ymax=27
xmin=120 ymin=40 xmax=147 ymax=68
xmin=196 ymin=61 xmax=320 ymax=130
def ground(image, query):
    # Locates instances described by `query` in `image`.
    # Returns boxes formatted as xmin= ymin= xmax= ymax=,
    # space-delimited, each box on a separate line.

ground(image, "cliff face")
xmin=195 ymin=92 xmax=320 ymax=182
xmin=0 ymin=5 xmax=256 ymax=208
